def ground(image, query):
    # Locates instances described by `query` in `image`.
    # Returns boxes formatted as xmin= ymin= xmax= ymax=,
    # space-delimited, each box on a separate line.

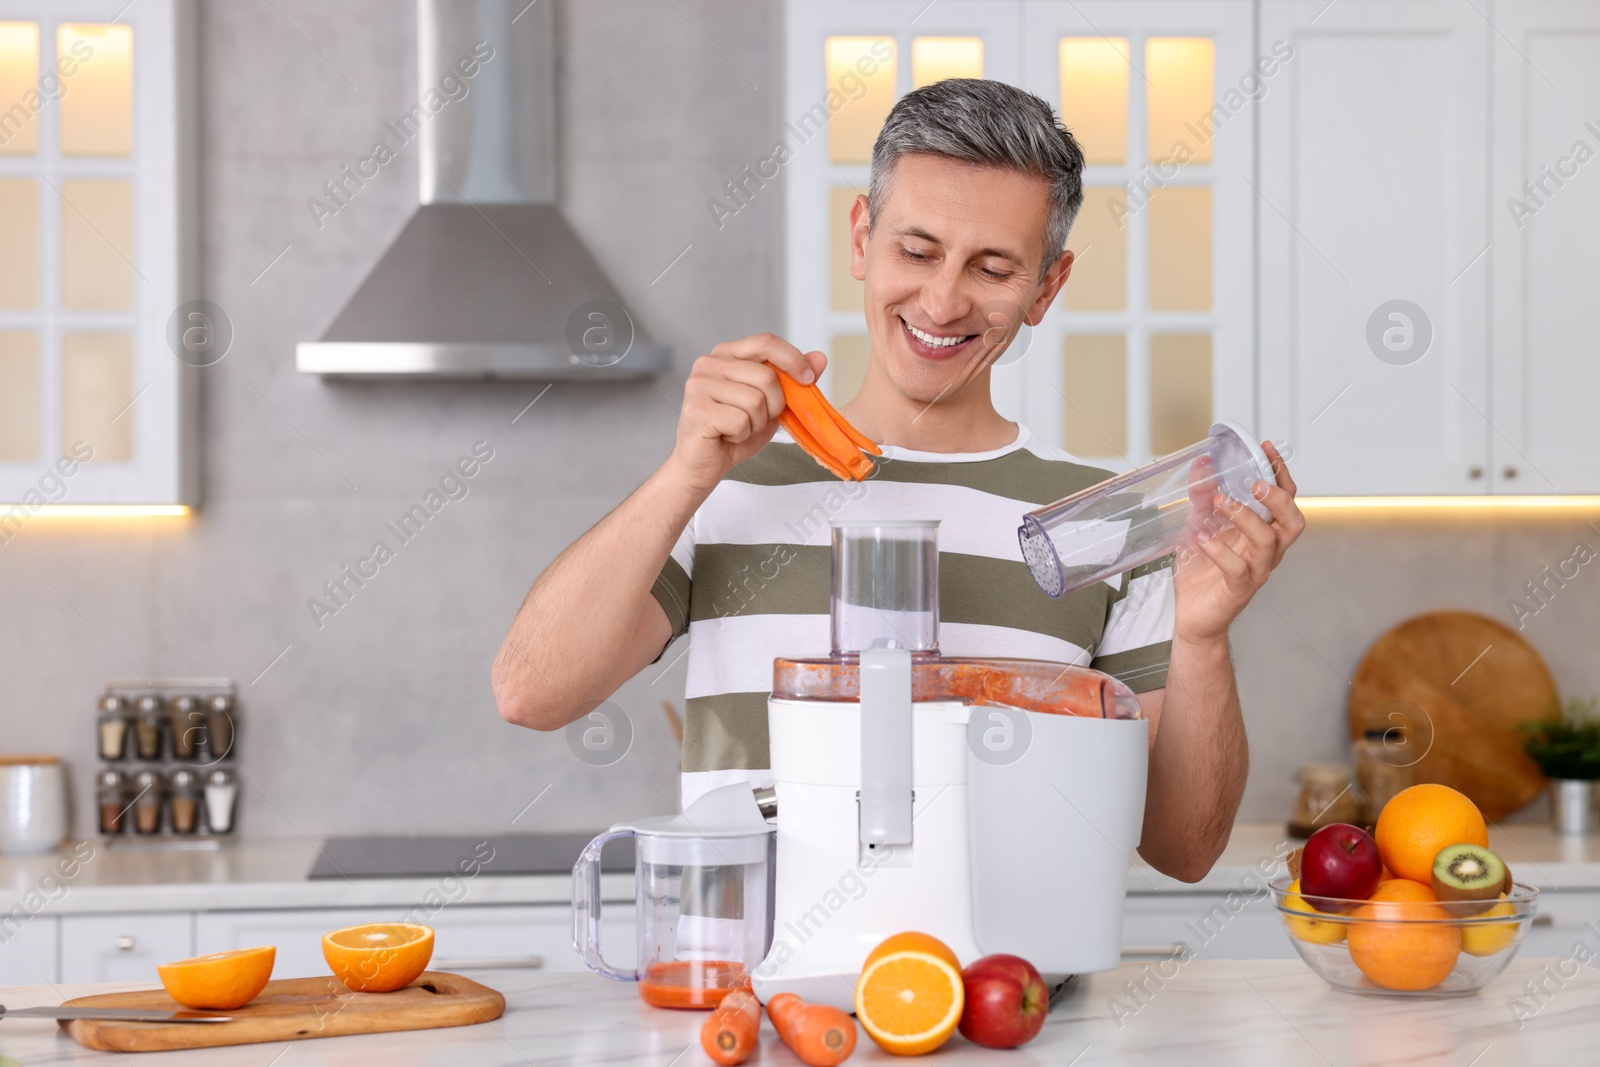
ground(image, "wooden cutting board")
xmin=1349 ymin=610 xmax=1560 ymax=821
xmin=59 ymin=971 xmax=504 ymax=1053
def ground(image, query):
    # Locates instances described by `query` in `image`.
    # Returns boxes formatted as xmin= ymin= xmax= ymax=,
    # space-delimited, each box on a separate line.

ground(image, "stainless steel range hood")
xmin=297 ymin=0 xmax=669 ymax=379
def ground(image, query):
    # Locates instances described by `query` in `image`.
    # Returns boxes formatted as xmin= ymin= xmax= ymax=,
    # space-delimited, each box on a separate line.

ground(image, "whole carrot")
xmin=701 ymin=988 xmax=761 ymax=1065
xmin=767 ymin=992 xmax=857 ymax=1066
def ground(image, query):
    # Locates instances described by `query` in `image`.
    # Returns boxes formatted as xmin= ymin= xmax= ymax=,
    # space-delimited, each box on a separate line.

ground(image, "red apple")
xmin=957 ymin=954 xmax=1048 ymax=1049
xmin=1299 ymin=823 xmax=1382 ymax=909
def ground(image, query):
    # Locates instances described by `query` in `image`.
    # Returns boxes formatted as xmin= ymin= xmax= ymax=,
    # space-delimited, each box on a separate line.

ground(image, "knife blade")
xmin=0 ymin=1005 xmax=233 ymax=1023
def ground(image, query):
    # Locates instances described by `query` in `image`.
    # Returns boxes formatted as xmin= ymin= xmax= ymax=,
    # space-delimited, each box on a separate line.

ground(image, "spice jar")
xmin=97 ymin=695 xmax=130 ymax=760
xmin=171 ymin=696 xmax=204 ymax=760
xmin=134 ymin=695 xmax=165 ymax=761
xmin=205 ymin=696 xmax=235 ymax=760
xmin=1353 ymin=727 xmax=1414 ymax=826
xmin=97 ymin=770 xmax=128 ymax=835
xmin=1288 ymin=763 xmax=1360 ymax=838
xmin=169 ymin=769 xmax=201 ymax=834
xmin=205 ymin=769 xmax=238 ymax=833
xmin=132 ymin=770 xmax=164 ymax=835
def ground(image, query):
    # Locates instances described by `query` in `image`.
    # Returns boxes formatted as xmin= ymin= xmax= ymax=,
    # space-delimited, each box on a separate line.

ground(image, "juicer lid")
xmin=1208 ymin=421 xmax=1278 ymax=520
xmin=615 ymin=782 xmax=773 ymax=839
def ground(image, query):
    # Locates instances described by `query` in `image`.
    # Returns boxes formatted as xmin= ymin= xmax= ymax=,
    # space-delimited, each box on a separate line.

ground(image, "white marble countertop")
xmin=4 ymin=822 xmax=1600 ymax=914
xmin=1127 ymin=820 xmax=1600 ymax=893
xmin=1 ymin=961 xmax=1595 ymax=1065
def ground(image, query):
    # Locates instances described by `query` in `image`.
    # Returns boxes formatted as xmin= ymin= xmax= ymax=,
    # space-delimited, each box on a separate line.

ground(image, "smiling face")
xmin=849 ymin=152 xmax=1074 ymax=406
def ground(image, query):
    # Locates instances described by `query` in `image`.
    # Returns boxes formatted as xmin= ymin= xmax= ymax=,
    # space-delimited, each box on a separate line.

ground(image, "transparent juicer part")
xmin=1019 ymin=421 xmax=1288 ymax=599
xmin=830 ymin=519 xmax=940 ymax=655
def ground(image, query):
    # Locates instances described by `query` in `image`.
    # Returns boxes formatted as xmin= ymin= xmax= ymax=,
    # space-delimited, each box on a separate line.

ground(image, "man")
xmin=493 ymin=79 xmax=1304 ymax=882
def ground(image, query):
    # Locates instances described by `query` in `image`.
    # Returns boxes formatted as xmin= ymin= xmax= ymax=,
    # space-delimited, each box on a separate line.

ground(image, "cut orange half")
xmin=322 ymin=923 xmax=434 ymax=993
xmin=157 ymin=946 xmax=275 ymax=1010
xmin=854 ymin=932 xmax=964 ymax=1056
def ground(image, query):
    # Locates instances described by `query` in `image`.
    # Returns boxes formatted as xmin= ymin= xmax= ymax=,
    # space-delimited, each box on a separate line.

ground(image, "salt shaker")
xmin=168 ymin=770 xmax=201 ymax=834
xmin=134 ymin=695 xmax=165 ymax=761
xmin=97 ymin=769 xmax=128 ymax=835
xmin=132 ymin=770 xmax=164 ymax=835
xmin=206 ymin=696 xmax=235 ymax=760
xmin=97 ymin=695 xmax=130 ymax=760
xmin=205 ymin=769 xmax=238 ymax=833
xmin=171 ymin=695 xmax=204 ymax=760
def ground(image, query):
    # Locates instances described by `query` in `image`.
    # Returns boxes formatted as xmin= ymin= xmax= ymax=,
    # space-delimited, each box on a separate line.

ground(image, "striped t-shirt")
xmin=651 ymin=424 xmax=1175 ymax=807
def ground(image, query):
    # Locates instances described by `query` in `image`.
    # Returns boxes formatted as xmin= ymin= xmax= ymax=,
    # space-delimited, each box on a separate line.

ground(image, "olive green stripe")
xmin=687 ymin=544 xmax=1111 ymax=648
xmin=726 ymin=442 xmax=1115 ymax=505
xmin=682 ymin=692 xmax=771 ymax=773
xmin=1091 ymin=642 xmax=1172 ymax=693
xmin=939 ymin=553 xmax=1110 ymax=644
xmin=651 ymin=557 xmax=693 ymax=639
xmin=1109 ymin=553 xmax=1176 ymax=605
xmin=688 ymin=544 xmax=830 ymax=622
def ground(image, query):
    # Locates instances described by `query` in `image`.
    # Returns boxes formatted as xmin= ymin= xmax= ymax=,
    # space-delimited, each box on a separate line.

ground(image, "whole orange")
xmin=1347 ymin=879 xmax=1461 ymax=991
xmin=1373 ymin=784 xmax=1488 ymax=884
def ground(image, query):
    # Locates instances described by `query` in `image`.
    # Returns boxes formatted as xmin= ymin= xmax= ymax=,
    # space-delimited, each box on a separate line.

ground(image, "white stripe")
xmin=684 ymin=615 xmax=1092 ymax=700
xmin=1096 ymin=568 xmax=1176 ymax=657
xmin=682 ymin=768 xmax=775 ymax=810
xmin=685 ymin=613 xmax=830 ymax=698
xmin=696 ymin=478 xmax=1042 ymax=559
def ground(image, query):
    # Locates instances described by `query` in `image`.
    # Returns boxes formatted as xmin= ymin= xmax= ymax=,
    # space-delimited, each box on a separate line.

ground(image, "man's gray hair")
xmin=867 ymin=78 xmax=1085 ymax=281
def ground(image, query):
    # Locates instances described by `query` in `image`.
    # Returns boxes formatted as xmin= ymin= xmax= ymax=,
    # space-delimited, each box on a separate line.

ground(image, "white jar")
xmin=0 ymin=756 xmax=68 ymax=855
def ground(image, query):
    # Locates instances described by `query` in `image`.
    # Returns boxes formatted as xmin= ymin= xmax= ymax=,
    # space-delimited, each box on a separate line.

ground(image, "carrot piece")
xmin=767 ymin=992 xmax=857 ymax=1067
xmin=701 ymin=989 xmax=761 ymax=1065
xmin=805 ymin=381 xmax=882 ymax=456
xmin=776 ymin=372 xmax=875 ymax=481
xmin=780 ymin=410 xmax=855 ymax=481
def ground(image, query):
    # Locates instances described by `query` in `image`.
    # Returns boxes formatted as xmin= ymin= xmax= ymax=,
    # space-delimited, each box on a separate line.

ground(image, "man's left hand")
xmin=1173 ymin=441 xmax=1304 ymax=644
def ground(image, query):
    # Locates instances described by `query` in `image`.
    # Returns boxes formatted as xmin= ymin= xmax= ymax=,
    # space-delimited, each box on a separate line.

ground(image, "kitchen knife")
xmin=0 ymin=1005 xmax=233 ymax=1023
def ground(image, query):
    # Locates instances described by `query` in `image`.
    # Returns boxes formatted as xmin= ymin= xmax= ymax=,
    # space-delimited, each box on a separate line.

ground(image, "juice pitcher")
xmin=574 ymin=783 xmax=775 ymax=1008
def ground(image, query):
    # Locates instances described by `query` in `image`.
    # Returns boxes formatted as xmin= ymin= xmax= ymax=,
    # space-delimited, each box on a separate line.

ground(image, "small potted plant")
xmin=1521 ymin=697 xmax=1600 ymax=834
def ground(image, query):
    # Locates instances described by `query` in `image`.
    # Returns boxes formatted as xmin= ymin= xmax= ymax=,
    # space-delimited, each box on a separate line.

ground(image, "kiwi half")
xmin=1431 ymin=843 xmax=1508 ymax=915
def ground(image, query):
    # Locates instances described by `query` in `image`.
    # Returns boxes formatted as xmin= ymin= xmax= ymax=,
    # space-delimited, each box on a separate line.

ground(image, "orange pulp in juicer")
xmin=771 ymin=656 xmax=1142 ymax=720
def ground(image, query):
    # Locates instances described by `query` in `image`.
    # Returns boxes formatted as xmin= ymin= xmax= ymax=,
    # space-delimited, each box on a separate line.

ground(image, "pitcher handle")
xmin=573 ymin=828 xmax=638 ymax=980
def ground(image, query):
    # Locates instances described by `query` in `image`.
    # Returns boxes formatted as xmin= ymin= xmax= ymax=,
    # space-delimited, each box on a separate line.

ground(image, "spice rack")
xmin=96 ymin=678 xmax=240 ymax=848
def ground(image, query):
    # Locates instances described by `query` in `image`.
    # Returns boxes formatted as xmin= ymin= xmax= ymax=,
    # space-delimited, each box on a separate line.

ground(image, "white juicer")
xmin=751 ymin=520 xmax=1150 ymax=1011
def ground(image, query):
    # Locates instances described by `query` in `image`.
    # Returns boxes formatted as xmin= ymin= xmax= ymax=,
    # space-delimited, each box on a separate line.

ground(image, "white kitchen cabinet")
xmin=0 ymin=0 xmax=199 ymax=507
xmin=783 ymin=0 xmax=1256 ymax=470
xmin=1018 ymin=1 xmax=1256 ymax=469
xmin=1122 ymin=892 xmax=1293 ymax=961
xmin=1489 ymin=0 xmax=1600 ymax=494
xmin=1257 ymin=0 xmax=1491 ymax=496
xmin=0 ymin=915 xmax=60 ymax=985
xmin=1515 ymin=891 xmax=1600 ymax=961
xmin=195 ymin=904 xmax=638 ymax=980
xmin=59 ymin=912 xmax=192 ymax=984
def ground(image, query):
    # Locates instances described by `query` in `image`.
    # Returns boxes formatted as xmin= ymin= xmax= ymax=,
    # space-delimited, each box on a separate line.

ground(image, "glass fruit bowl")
xmin=1269 ymin=875 xmax=1540 ymax=997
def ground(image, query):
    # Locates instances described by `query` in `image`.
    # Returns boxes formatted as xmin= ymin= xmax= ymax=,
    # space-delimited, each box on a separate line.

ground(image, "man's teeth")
xmin=905 ymin=322 xmax=971 ymax=348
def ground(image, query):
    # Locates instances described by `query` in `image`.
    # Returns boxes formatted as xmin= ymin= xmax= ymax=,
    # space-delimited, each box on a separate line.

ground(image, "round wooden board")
xmin=1349 ymin=610 xmax=1560 ymax=822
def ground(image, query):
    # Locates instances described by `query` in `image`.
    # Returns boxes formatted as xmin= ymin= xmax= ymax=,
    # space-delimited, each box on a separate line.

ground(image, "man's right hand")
xmin=667 ymin=333 xmax=828 ymax=494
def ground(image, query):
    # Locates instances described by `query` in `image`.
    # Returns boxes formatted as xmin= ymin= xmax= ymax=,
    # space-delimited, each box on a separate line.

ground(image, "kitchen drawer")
xmin=60 ymin=913 xmax=194 ymax=984
xmin=1122 ymin=894 xmax=1294 ymax=961
xmin=0 ymin=916 xmax=59 ymax=985
xmin=196 ymin=904 xmax=637 ymax=978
